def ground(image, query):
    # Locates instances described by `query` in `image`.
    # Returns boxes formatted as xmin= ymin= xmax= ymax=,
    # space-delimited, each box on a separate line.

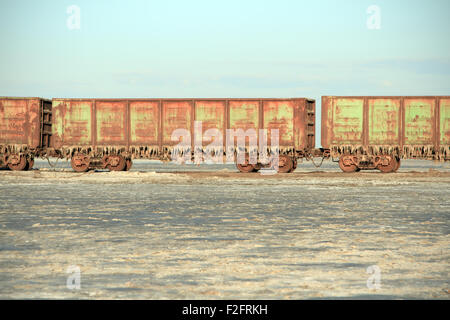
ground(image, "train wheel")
xmin=236 ymin=153 xmax=256 ymax=173
xmin=71 ymin=154 xmax=90 ymax=172
xmin=339 ymin=155 xmax=358 ymax=173
xmin=277 ymin=155 xmax=294 ymax=173
xmin=377 ymin=156 xmax=396 ymax=173
xmin=106 ymin=154 xmax=126 ymax=171
xmin=123 ymin=159 xmax=132 ymax=171
xmin=7 ymin=154 xmax=27 ymax=171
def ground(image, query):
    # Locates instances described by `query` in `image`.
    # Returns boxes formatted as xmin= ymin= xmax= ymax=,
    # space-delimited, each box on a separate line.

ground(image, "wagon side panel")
xmin=194 ymin=100 xmax=226 ymax=149
xmin=321 ymin=96 xmax=333 ymax=149
xmin=0 ymin=98 xmax=40 ymax=149
xmin=330 ymin=97 xmax=364 ymax=146
xmin=438 ymin=97 xmax=450 ymax=160
xmin=263 ymin=100 xmax=294 ymax=150
xmin=439 ymin=98 xmax=450 ymax=145
xmin=129 ymin=101 xmax=159 ymax=146
xmin=403 ymin=98 xmax=435 ymax=146
xmin=95 ymin=101 xmax=127 ymax=146
xmin=228 ymin=100 xmax=259 ymax=150
xmin=368 ymin=98 xmax=401 ymax=145
xmin=162 ymin=100 xmax=193 ymax=147
xmin=27 ymin=99 xmax=41 ymax=148
xmin=52 ymin=99 xmax=93 ymax=149
xmin=51 ymin=99 xmax=64 ymax=149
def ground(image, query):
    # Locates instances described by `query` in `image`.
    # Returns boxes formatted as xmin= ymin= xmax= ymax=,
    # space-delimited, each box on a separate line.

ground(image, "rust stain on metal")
xmin=194 ymin=100 xmax=225 ymax=148
xmin=129 ymin=101 xmax=159 ymax=145
xmin=0 ymin=99 xmax=28 ymax=143
xmin=331 ymin=98 xmax=364 ymax=145
xmin=368 ymin=98 xmax=400 ymax=145
xmin=162 ymin=100 xmax=193 ymax=146
xmin=96 ymin=101 xmax=127 ymax=145
xmin=0 ymin=98 xmax=41 ymax=148
xmin=263 ymin=100 xmax=294 ymax=147
xmin=403 ymin=98 xmax=435 ymax=145
xmin=229 ymin=100 xmax=259 ymax=132
xmin=440 ymin=98 xmax=450 ymax=145
xmin=228 ymin=100 xmax=260 ymax=152
xmin=52 ymin=99 xmax=93 ymax=148
xmin=0 ymin=97 xmax=51 ymax=170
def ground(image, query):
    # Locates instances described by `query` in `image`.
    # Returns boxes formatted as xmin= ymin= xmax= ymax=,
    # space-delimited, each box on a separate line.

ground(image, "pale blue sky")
xmin=1 ymin=0 xmax=449 ymax=146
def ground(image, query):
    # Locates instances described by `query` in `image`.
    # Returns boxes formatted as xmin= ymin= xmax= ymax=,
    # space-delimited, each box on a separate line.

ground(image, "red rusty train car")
xmin=322 ymin=96 xmax=450 ymax=172
xmin=2 ymin=95 xmax=449 ymax=173
xmin=50 ymin=98 xmax=316 ymax=172
xmin=0 ymin=97 xmax=52 ymax=170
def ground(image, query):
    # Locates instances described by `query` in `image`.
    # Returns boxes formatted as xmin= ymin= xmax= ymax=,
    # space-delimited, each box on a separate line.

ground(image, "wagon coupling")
xmin=305 ymin=154 xmax=326 ymax=168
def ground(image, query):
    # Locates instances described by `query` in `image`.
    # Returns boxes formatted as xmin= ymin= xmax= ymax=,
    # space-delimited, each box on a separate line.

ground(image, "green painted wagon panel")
xmin=263 ymin=100 xmax=294 ymax=146
xmin=404 ymin=98 xmax=435 ymax=145
xmin=194 ymin=100 xmax=225 ymax=147
xmin=52 ymin=99 xmax=92 ymax=147
xmin=439 ymin=98 xmax=450 ymax=145
xmin=368 ymin=98 xmax=400 ymax=145
xmin=129 ymin=101 xmax=159 ymax=145
xmin=162 ymin=101 xmax=192 ymax=146
xmin=331 ymin=98 xmax=364 ymax=144
xmin=229 ymin=100 xmax=259 ymax=132
xmin=228 ymin=100 xmax=259 ymax=148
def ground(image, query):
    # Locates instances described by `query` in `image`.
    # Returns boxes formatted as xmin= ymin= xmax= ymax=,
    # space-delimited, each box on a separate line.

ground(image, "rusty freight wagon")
xmin=50 ymin=98 xmax=316 ymax=172
xmin=0 ymin=97 xmax=52 ymax=170
xmin=322 ymin=96 xmax=450 ymax=172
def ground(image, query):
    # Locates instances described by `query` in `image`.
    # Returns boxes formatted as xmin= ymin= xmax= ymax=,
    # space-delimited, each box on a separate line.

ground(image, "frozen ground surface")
xmin=0 ymin=159 xmax=449 ymax=299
